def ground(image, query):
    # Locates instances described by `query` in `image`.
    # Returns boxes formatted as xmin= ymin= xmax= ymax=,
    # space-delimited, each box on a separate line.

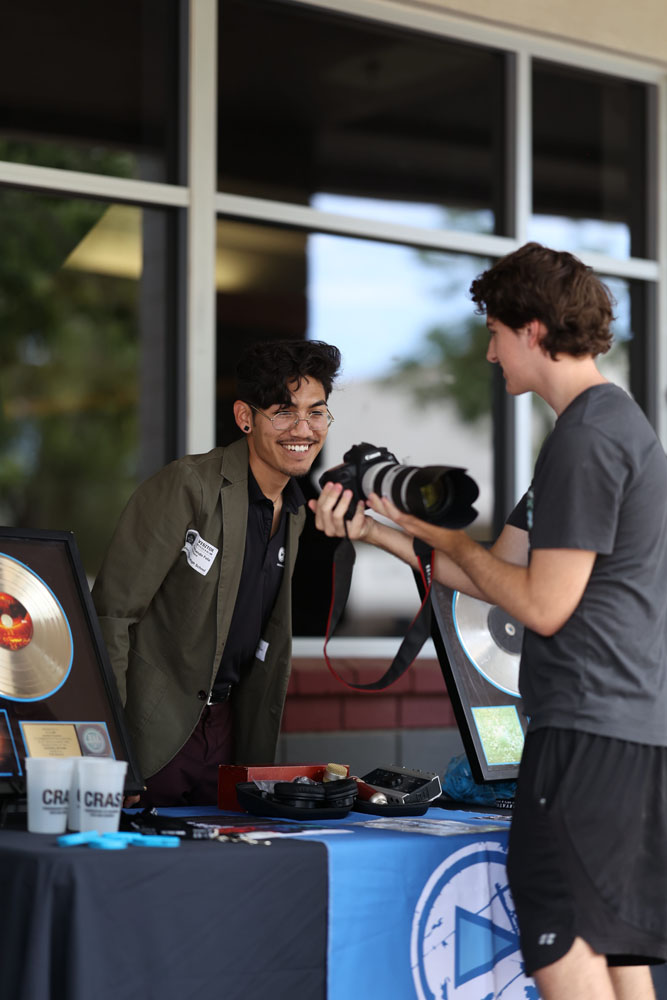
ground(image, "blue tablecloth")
xmin=301 ymin=808 xmax=537 ymax=1000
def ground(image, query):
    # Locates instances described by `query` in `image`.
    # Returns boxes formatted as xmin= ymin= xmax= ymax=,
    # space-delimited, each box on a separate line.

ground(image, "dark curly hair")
xmin=236 ymin=339 xmax=342 ymax=408
xmin=469 ymin=242 xmax=615 ymax=359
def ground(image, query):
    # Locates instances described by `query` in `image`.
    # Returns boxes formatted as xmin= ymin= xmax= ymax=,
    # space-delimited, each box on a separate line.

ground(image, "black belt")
xmin=206 ymin=683 xmax=234 ymax=705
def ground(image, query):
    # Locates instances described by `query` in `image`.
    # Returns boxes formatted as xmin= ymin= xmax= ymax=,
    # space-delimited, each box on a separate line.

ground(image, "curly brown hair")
xmin=469 ymin=242 xmax=615 ymax=359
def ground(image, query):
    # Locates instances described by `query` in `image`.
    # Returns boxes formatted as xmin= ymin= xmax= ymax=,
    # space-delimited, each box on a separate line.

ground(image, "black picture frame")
xmin=428 ymin=580 xmax=528 ymax=783
xmin=0 ymin=526 xmax=143 ymax=798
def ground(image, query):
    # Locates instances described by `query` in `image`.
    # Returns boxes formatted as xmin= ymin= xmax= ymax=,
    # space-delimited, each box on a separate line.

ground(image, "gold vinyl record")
xmin=0 ymin=553 xmax=73 ymax=701
xmin=452 ymin=591 xmax=523 ymax=697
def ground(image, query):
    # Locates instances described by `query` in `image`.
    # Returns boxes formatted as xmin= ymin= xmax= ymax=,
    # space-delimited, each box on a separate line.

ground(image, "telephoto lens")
xmin=319 ymin=442 xmax=479 ymax=528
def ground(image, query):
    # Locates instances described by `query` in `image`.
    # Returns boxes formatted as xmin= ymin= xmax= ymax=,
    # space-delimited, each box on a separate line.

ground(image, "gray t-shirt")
xmin=508 ymin=383 xmax=667 ymax=745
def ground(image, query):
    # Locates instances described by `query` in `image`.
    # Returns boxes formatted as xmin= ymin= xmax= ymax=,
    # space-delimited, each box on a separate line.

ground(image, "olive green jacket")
xmin=92 ymin=439 xmax=306 ymax=779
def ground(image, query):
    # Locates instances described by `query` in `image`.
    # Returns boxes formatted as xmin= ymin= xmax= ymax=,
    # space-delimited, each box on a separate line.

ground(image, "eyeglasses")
xmin=249 ymin=403 xmax=334 ymax=432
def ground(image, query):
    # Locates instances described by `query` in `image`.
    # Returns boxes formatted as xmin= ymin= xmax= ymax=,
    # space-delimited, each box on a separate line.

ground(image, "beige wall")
xmin=406 ymin=0 xmax=667 ymax=66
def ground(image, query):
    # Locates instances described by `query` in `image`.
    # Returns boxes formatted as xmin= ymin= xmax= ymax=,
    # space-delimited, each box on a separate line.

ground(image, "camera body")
xmin=320 ymin=442 xmax=397 ymax=498
xmin=319 ymin=441 xmax=478 ymax=529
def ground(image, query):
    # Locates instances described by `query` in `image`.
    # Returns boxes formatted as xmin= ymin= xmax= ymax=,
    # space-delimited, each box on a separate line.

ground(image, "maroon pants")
xmin=141 ymin=702 xmax=234 ymax=807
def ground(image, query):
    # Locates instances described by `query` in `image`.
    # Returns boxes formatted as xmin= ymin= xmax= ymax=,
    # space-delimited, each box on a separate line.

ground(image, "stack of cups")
xmin=25 ymin=756 xmax=128 ymax=835
xmin=69 ymin=757 xmax=128 ymax=833
xmin=25 ymin=757 xmax=76 ymax=834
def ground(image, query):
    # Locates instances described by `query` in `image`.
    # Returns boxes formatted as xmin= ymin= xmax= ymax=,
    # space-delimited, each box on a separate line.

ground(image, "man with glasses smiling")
xmin=93 ymin=339 xmax=341 ymax=806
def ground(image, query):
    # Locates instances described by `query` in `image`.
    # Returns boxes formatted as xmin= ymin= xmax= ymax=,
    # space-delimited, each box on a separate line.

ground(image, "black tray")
xmin=235 ymin=782 xmax=355 ymax=821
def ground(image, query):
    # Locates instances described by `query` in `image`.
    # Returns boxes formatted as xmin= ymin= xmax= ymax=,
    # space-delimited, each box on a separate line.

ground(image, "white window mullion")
xmin=186 ymin=0 xmax=218 ymax=454
xmin=657 ymin=76 xmax=667 ymax=446
xmin=512 ymin=49 xmax=534 ymax=503
xmin=0 ymin=160 xmax=188 ymax=206
xmin=214 ymin=192 xmax=517 ymax=259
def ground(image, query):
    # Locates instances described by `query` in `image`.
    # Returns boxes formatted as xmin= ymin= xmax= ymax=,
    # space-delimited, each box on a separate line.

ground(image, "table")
xmin=0 ymin=814 xmax=328 ymax=1000
xmin=4 ymin=803 xmax=662 ymax=1000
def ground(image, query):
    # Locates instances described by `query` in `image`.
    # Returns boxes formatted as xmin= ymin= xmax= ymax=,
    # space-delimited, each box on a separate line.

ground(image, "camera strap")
xmin=323 ymin=536 xmax=435 ymax=691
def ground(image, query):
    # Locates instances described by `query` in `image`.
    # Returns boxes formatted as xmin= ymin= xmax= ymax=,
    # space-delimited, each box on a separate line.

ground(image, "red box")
xmin=218 ymin=763 xmax=349 ymax=811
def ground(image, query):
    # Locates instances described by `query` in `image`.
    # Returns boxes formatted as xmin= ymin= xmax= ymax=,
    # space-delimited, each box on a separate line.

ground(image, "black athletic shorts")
xmin=507 ymin=727 xmax=667 ymax=977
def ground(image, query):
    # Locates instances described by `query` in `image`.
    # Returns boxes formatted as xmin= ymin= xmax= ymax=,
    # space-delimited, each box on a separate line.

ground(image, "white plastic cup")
xmin=25 ymin=757 xmax=76 ymax=834
xmin=77 ymin=758 xmax=128 ymax=833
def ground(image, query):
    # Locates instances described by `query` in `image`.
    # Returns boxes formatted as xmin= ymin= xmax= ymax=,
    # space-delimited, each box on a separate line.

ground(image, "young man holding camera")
xmin=312 ymin=243 xmax=667 ymax=1000
xmin=93 ymin=339 xmax=341 ymax=806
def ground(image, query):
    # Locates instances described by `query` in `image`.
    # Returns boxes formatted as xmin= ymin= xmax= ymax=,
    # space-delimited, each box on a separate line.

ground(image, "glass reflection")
xmin=218 ymin=0 xmax=506 ymax=235
xmin=529 ymin=216 xmax=630 ymax=260
xmin=531 ymin=61 xmax=650 ymax=260
xmin=312 ymin=240 xmax=494 ymax=637
xmin=599 ymin=276 xmax=631 ymax=389
xmin=0 ymin=189 xmax=174 ymax=577
xmin=1 ymin=0 xmax=180 ymax=182
xmin=311 ymin=194 xmax=495 ymax=236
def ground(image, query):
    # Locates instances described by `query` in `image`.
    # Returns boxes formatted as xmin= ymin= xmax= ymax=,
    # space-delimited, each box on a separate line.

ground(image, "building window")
xmin=531 ymin=61 xmax=653 ymax=260
xmin=0 ymin=0 xmax=663 ymax=637
xmin=0 ymin=188 xmax=178 ymax=577
xmin=218 ymin=0 xmax=507 ymax=235
xmin=0 ymin=0 xmax=181 ymax=183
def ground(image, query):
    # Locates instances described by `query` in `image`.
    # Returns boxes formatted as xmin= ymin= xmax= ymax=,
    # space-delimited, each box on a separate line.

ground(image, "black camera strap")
xmin=323 ymin=536 xmax=435 ymax=691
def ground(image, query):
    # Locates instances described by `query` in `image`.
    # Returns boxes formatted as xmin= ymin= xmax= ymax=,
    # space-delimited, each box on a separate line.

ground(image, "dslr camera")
xmin=319 ymin=442 xmax=479 ymax=528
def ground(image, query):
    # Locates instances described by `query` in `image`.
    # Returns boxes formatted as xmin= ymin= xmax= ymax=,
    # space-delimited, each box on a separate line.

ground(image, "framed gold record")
xmin=0 ymin=553 xmax=73 ymax=701
xmin=0 ymin=527 xmax=143 ymax=799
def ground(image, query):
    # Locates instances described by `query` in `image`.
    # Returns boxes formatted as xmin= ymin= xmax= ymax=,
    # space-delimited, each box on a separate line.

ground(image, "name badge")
xmin=182 ymin=529 xmax=219 ymax=576
xmin=255 ymin=639 xmax=269 ymax=662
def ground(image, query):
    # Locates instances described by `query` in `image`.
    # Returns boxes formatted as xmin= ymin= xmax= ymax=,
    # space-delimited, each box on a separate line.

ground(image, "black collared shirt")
xmin=212 ymin=469 xmax=304 ymax=692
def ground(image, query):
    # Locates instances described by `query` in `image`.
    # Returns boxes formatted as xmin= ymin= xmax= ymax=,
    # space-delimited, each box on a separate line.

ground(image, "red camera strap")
xmin=322 ymin=536 xmax=435 ymax=691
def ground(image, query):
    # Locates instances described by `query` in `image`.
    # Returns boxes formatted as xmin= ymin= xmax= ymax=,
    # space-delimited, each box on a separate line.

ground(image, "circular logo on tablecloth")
xmin=410 ymin=840 xmax=538 ymax=999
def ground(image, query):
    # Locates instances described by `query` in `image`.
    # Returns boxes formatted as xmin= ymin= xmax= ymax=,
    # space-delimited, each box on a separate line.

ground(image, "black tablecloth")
xmin=0 ymin=823 xmax=328 ymax=1000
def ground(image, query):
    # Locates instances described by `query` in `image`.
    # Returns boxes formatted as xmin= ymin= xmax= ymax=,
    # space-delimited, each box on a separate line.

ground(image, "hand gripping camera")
xmin=319 ymin=442 xmax=479 ymax=528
